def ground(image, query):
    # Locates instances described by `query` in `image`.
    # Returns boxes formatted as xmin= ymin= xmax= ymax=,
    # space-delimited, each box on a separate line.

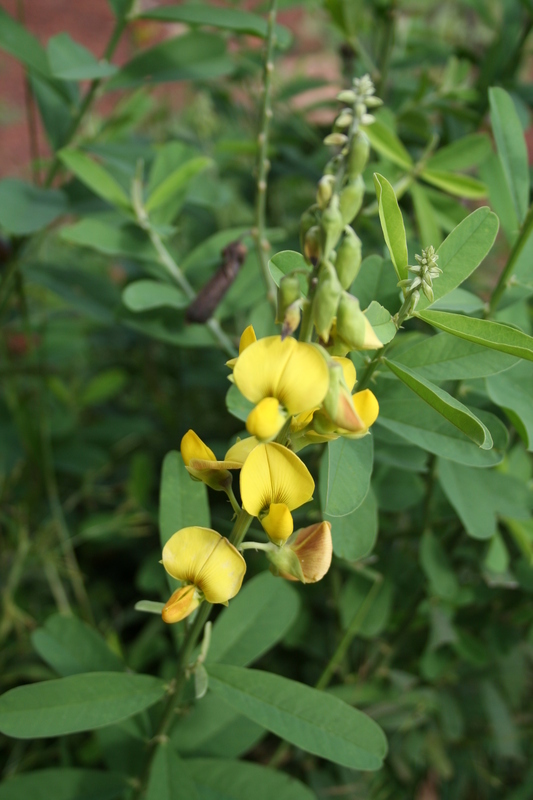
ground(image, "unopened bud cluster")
xmin=398 ymin=245 xmax=441 ymax=313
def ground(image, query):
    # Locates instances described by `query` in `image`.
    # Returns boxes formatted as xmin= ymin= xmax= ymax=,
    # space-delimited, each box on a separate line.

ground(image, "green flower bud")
xmin=316 ymin=175 xmax=335 ymax=209
xmin=312 ymin=262 xmax=342 ymax=341
xmin=347 ymin=132 xmax=370 ymax=179
xmin=324 ymin=155 xmax=343 ymax=176
xmin=276 ymin=274 xmax=301 ymax=323
xmin=335 ymin=293 xmax=366 ymax=350
xmin=281 ymin=301 xmax=301 ymax=339
xmin=324 ymin=132 xmax=348 ymax=147
xmin=320 ymin=195 xmax=344 ymax=259
xmin=339 ymin=176 xmax=365 ymax=225
xmin=335 ymin=227 xmax=362 ymax=289
xmin=303 ymin=225 xmax=321 ymax=266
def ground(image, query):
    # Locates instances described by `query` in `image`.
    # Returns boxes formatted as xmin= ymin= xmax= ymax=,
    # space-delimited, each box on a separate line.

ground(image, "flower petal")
xmin=225 ymin=436 xmax=259 ymax=465
xmin=181 ymin=430 xmax=216 ymax=466
xmin=196 ymin=537 xmax=246 ymax=603
xmin=353 ymin=389 xmax=379 ymax=428
xmin=239 ymin=325 xmax=257 ymax=353
xmin=246 ymin=397 xmax=287 ymax=441
xmin=261 ymin=503 xmax=293 ymax=544
xmin=240 ymin=443 xmax=314 ymax=516
xmin=162 ymin=585 xmax=201 ymax=624
xmin=332 ymin=356 xmax=356 ymax=391
xmin=291 ymin=521 xmax=332 ymax=583
xmin=162 ymin=526 xmax=220 ymax=583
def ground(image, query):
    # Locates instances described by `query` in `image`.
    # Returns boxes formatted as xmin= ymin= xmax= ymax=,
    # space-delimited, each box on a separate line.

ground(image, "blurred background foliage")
xmin=1 ymin=0 xmax=533 ymax=798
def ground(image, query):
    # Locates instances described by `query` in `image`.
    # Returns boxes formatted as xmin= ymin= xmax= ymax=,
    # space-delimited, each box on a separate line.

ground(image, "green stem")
xmin=240 ymin=541 xmax=274 ymax=552
xmin=226 ymin=484 xmax=241 ymax=516
xmin=488 ymin=203 xmax=533 ymax=315
xmin=254 ymin=0 xmax=278 ymax=305
xmin=356 ymin=341 xmax=392 ymax=392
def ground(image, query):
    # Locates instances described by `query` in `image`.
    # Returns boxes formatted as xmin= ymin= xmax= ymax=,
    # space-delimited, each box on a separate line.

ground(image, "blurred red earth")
xmin=0 ymin=0 xmax=340 ymax=180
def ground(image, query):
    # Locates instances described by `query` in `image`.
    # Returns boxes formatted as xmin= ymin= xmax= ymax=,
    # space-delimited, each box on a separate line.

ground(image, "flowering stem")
xmin=239 ymin=541 xmax=274 ymax=552
xmin=355 ymin=341 xmax=392 ymax=392
xmin=228 ymin=507 xmax=254 ymax=549
xmin=226 ymin=484 xmax=241 ymax=516
xmin=254 ymin=0 xmax=278 ymax=306
xmin=488 ymin=203 xmax=533 ymax=315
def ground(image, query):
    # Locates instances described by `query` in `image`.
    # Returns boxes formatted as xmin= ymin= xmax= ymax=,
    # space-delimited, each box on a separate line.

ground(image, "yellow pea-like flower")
xmin=240 ymin=443 xmax=314 ymax=544
xmin=226 ymin=325 xmax=257 ymax=370
xmin=161 ymin=526 xmax=246 ymax=623
xmin=181 ymin=430 xmax=250 ymax=490
xmin=233 ymin=336 xmax=329 ymax=441
xmin=267 ymin=521 xmax=333 ymax=583
xmin=339 ymin=389 xmax=380 ymax=439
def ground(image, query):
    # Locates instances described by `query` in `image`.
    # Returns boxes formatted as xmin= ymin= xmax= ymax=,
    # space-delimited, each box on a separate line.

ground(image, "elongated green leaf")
xmin=421 ymin=169 xmax=487 ymax=199
xmin=145 ymin=157 xmax=212 ymax=213
xmin=59 ymin=149 xmax=131 ymax=210
xmin=140 ymin=4 xmax=292 ymax=49
xmin=327 ymin=487 xmax=378 ymax=561
xmin=420 ymin=531 xmax=459 ymax=600
xmin=319 ymin=435 xmax=373 ymax=517
xmin=207 ymin=664 xmax=387 ymax=770
xmin=384 ymin=359 xmax=492 ymax=448
xmin=364 ymin=301 xmax=397 ymax=344
xmin=478 ymin=152 xmax=519 ymax=244
xmin=0 ymin=769 xmax=126 ymax=800
xmin=146 ymin=742 xmax=199 ymax=800
xmin=395 ymin=332 xmax=518 ymax=381
xmin=376 ymin=380 xmax=507 ymax=467
xmin=61 ymin=219 xmax=158 ymax=261
xmin=486 ymin=361 xmax=533 ymax=450
xmin=364 ymin=119 xmax=412 ymax=169
xmin=108 ymin=33 xmax=233 ymax=90
xmin=0 ymin=8 xmax=51 ymax=78
xmin=187 ymin=758 xmax=316 ymax=800
xmin=410 ymin=181 xmax=442 ymax=249
xmin=207 ymin=572 xmax=300 ymax=667
xmin=417 ymin=309 xmax=533 ymax=362
xmin=416 ymin=207 xmax=499 ymax=311
xmin=489 ymin=87 xmax=529 ymax=224
xmin=431 ymin=287 xmax=485 ymax=314
xmin=159 ymin=450 xmax=210 ymax=551
xmin=0 ymin=180 xmax=67 ymax=235
xmin=0 ymin=673 xmax=166 ymax=739
xmin=425 ymin=134 xmax=492 ymax=172
xmin=122 ymin=281 xmax=189 ymax=313
xmin=31 ymin=614 xmax=124 ymax=676
xmin=373 ymin=173 xmax=408 ymax=281
xmin=48 ymin=33 xmax=116 ymax=80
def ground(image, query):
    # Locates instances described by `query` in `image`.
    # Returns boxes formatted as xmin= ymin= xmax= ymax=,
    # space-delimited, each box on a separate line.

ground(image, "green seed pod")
xmin=316 ymin=175 xmax=335 ymax=210
xmin=335 ymin=293 xmax=366 ymax=350
xmin=303 ymin=225 xmax=321 ymax=265
xmin=339 ymin=176 xmax=365 ymax=225
xmin=347 ymin=132 xmax=370 ymax=179
xmin=312 ymin=262 xmax=342 ymax=342
xmin=276 ymin=275 xmax=301 ymax=323
xmin=335 ymin=227 xmax=362 ymax=289
xmin=320 ymin=195 xmax=344 ymax=260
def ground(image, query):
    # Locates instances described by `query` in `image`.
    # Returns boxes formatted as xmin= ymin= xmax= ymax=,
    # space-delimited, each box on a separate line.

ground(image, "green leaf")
xmin=0 ymin=8 xmax=51 ymax=78
xmin=484 ymin=533 xmax=510 ymax=574
xmin=420 ymin=531 xmax=459 ymax=600
xmin=486 ymin=362 xmax=533 ymax=450
xmin=326 ymin=487 xmax=378 ymax=561
xmin=478 ymin=152 xmax=519 ymax=244
xmin=135 ymin=600 xmax=166 ymax=615
xmin=108 ymin=33 xmax=233 ymax=90
xmin=431 ymin=287 xmax=485 ymax=314
xmin=145 ymin=156 xmax=212 ymax=213
xmin=394 ymin=332 xmax=518 ymax=381
xmin=31 ymin=614 xmax=124 ymax=676
xmin=319 ymin=435 xmax=373 ymax=517
xmin=47 ymin=33 xmax=117 ymax=80
xmin=373 ymin=173 xmax=409 ymax=281
xmin=226 ymin=384 xmax=255 ymax=422
xmin=268 ymin=250 xmax=310 ymax=292
xmin=30 ymin=73 xmax=74 ymax=151
xmin=384 ymin=359 xmax=492 ymax=449
xmin=376 ymin=380 xmax=507 ymax=467
xmin=364 ymin=301 xmax=397 ymax=344
xmin=340 ymin=575 xmax=393 ymax=637
xmin=139 ymin=4 xmax=292 ymax=49
xmin=171 ymin=693 xmax=264 ymax=758
xmin=122 ymin=281 xmax=189 ymax=313
xmin=489 ymin=87 xmax=529 ymax=224
xmin=0 ymin=673 xmax=166 ymax=739
xmin=481 ymin=681 xmax=522 ymax=759
xmin=207 ymin=664 xmax=387 ymax=770
xmin=159 ymin=451 xmax=210 ymax=551
xmin=410 ymin=182 xmax=442 ymax=249
xmin=0 ymin=769 xmax=126 ymax=800
xmin=438 ymin=459 xmax=530 ymax=540
xmin=416 ymin=207 xmax=499 ymax=311
xmin=61 ymin=219 xmax=158 ymax=262
xmin=424 ymin=134 xmax=492 ymax=172
xmin=417 ymin=309 xmax=533 ymax=362
xmin=108 ymin=0 xmax=132 ymax=17
xmin=0 ymin=180 xmax=67 ymax=235
xmin=420 ymin=169 xmax=487 ymax=199
xmin=364 ymin=119 xmax=413 ymax=169
xmin=59 ymin=149 xmax=131 ymax=210
xmin=146 ymin=742 xmax=199 ymax=800
xmin=186 ymin=758 xmax=316 ymax=800
xmin=207 ymin=572 xmax=300 ymax=667
xmin=80 ymin=369 xmax=128 ymax=407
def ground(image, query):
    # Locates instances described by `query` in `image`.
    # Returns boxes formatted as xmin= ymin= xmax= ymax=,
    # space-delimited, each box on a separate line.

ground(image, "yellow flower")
xmin=181 ymin=430 xmax=257 ymax=490
xmin=338 ymin=389 xmax=380 ymax=438
xmin=267 ymin=521 xmax=333 ymax=583
xmin=233 ymin=336 xmax=329 ymax=441
xmin=240 ymin=442 xmax=314 ymax=544
xmin=226 ymin=325 xmax=257 ymax=369
xmin=161 ymin=526 xmax=246 ymax=623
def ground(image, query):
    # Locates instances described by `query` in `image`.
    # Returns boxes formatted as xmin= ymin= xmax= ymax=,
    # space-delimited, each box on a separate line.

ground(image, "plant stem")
xmin=488 ymin=203 xmax=533 ymax=315
xmin=356 ymin=341 xmax=392 ymax=392
xmin=254 ymin=0 xmax=278 ymax=306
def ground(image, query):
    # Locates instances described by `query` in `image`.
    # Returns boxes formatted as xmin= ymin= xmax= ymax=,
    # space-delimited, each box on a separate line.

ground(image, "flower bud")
xmin=281 ymin=301 xmax=301 ymax=339
xmin=339 ymin=176 xmax=365 ymax=225
xmin=162 ymin=585 xmax=202 ymax=624
xmin=320 ymin=195 xmax=344 ymax=259
xmin=276 ymin=275 xmax=301 ymax=323
xmin=323 ymin=360 xmax=363 ymax=431
xmin=303 ymin=225 xmax=321 ymax=266
xmin=267 ymin=522 xmax=333 ymax=583
xmin=347 ymin=132 xmax=370 ymax=179
xmin=335 ymin=109 xmax=353 ymax=129
xmin=312 ymin=262 xmax=342 ymax=341
xmin=316 ymin=175 xmax=335 ymax=209
xmin=337 ymin=89 xmax=357 ymax=103
xmin=324 ymin=132 xmax=348 ymax=147
xmin=335 ymin=227 xmax=362 ymax=289
xmin=299 ymin=207 xmax=317 ymax=254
